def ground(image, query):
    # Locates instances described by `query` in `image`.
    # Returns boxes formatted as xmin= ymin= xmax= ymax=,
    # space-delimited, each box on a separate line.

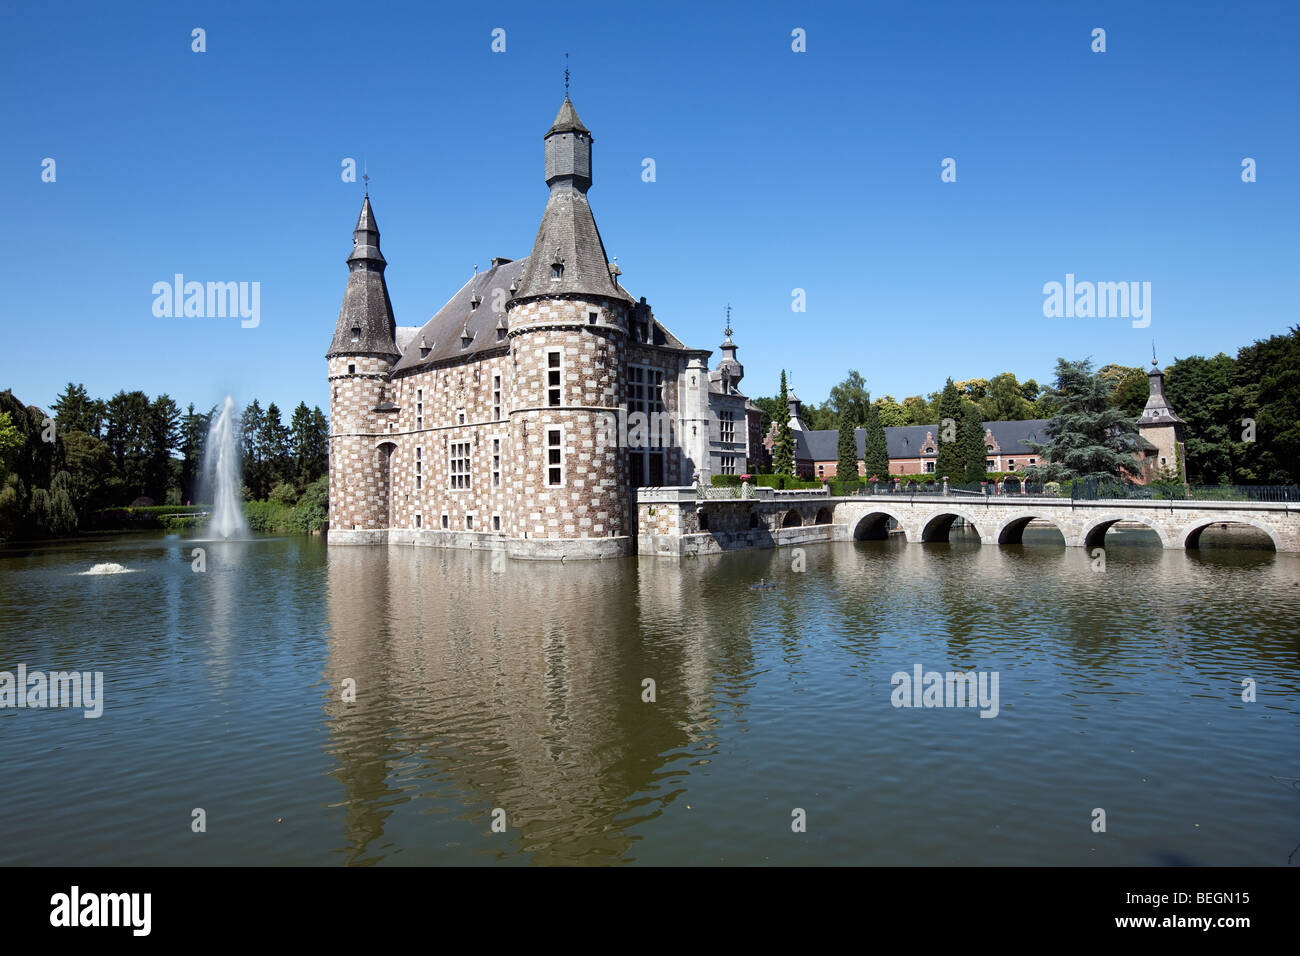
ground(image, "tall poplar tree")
xmin=773 ymin=370 xmax=795 ymax=478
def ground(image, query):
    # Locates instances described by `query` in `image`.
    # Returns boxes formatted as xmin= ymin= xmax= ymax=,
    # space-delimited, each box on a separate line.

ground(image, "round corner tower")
xmin=505 ymin=95 xmax=635 ymax=550
xmin=326 ymin=195 xmax=401 ymax=536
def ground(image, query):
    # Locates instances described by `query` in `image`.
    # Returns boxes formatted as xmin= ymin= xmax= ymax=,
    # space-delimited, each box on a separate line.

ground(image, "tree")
xmin=61 ymin=431 xmax=110 ymax=520
xmin=902 ymin=393 xmax=938 ymax=425
xmin=0 ymin=410 xmax=23 ymax=481
xmin=773 ymin=371 xmax=795 ymax=478
xmin=240 ymin=400 xmax=266 ymax=498
xmin=873 ymin=396 xmax=909 ymax=427
xmin=258 ymin=402 xmax=290 ymax=489
xmin=1233 ymin=326 xmax=1300 ymax=484
xmin=828 ymin=370 xmax=871 ymax=427
xmin=836 ymin=409 xmax=860 ymax=481
xmin=933 ymin=379 xmax=963 ymax=479
xmin=1021 ymin=358 xmax=1142 ymax=484
xmin=50 ymin=383 xmax=103 ymax=437
xmin=104 ymin=390 xmax=152 ymax=499
xmin=309 ymin=407 xmax=329 ymax=482
xmin=1107 ymin=367 xmax=1150 ymax=418
xmin=979 ymin=372 xmax=1038 ymax=422
xmin=959 ymin=401 xmax=988 ymax=484
xmin=178 ymin=404 xmax=211 ymax=504
xmin=1165 ymin=354 xmax=1236 ymax=484
xmin=145 ymin=395 xmax=180 ymax=503
xmin=861 ymin=402 xmax=890 ymax=480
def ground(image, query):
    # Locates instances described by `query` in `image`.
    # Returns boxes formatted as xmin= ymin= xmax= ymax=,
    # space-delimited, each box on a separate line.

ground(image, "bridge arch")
xmin=1081 ymin=514 xmax=1172 ymax=549
xmin=814 ymin=507 xmax=833 ymax=525
xmin=781 ymin=510 xmax=803 ymax=528
xmin=920 ymin=509 xmax=984 ymax=543
xmin=1180 ymin=517 xmax=1279 ymax=551
xmin=996 ymin=512 xmax=1066 ymax=545
xmin=848 ymin=508 xmax=909 ymax=542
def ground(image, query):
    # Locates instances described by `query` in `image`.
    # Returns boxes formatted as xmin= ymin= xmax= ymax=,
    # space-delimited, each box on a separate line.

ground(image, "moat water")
xmin=1 ymin=528 xmax=1296 ymax=865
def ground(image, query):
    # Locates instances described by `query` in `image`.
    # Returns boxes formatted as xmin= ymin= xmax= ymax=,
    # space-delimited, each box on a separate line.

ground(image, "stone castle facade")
xmin=327 ymin=95 xmax=752 ymax=558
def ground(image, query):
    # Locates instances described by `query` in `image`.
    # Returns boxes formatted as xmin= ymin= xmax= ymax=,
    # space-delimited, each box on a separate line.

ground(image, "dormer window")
xmin=551 ymin=263 xmax=564 ymax=280
xmin=470 ymin=294 xmax=481 ymax=310
xmin=350 ymin=326 xmax=360 ymax=343
xmin=986 ymin=445 xmax=994 ymax=453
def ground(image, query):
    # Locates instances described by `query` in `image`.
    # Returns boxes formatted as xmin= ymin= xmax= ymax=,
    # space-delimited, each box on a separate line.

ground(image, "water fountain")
xmin=203 ymin=395 xmax=249 ymax=539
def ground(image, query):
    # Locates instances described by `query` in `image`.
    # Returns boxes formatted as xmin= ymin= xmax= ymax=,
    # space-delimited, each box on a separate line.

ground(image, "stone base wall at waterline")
xmin=327 ymin=527 xmax=632 ymax=560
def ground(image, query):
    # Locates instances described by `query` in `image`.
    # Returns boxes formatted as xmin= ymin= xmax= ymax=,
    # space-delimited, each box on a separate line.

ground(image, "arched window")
xmin=551 ymin=263 xmax=564 ymax=279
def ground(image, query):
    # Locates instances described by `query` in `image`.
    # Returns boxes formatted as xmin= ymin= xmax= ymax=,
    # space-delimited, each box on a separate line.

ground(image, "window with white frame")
xmin=547 ymin=351 xmax=563 ymax=406
xmin=925 ymin=461 xmax=936 ymax=474
xmin=722 ymin=456 xmax=737 ymax=475
xmin=492 ymin=438 xmax=501 ymax=487
xmin=720 ymin=410 xmax=735 ymax=443
xmin=546 ymin=428 xmax=563 ymax=486
xmin=450 ymin=441 xmax=471 ymax=489
xmin=627 ymin=365 xmax=666 ymax=486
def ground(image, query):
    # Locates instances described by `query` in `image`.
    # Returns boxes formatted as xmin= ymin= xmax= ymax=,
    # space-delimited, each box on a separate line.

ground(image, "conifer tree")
xmin=836 ymin=409 xmax=860 ymax=482
xmin=862 ymin=403 xmax=890 ymax=481
xmin=960 ymin=402 xmax=988 ymax=484
xmin=774 ymin=370 xmax=795 ymax=478
xmin=933 ymin=378 xmax=963 ymax=479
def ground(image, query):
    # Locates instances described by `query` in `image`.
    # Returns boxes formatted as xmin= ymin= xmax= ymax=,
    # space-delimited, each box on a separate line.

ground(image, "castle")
xmin=327 ymin=94 xmax=754 ymax=559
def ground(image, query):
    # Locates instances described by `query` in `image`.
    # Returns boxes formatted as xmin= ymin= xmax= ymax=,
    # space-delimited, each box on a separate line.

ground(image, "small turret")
xmin=327 ymin=195 xmax=400 ymax=361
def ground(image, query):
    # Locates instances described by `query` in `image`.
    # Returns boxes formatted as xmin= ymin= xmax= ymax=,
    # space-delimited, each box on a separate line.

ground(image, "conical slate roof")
xmin=513 ymin=96 xmax=632 ymax=304
xmin=546 ymin=95 xmax=589 ymax=135
xmin=327 ymin=195 xmax=400 ymax=360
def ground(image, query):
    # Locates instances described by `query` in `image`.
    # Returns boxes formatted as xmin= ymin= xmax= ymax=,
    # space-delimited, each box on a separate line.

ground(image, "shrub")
xmin=1044 ymin=481 xmax=1062 ymax=497
xmin=269 ymin=482 xmax=299 ymax=506
xmin=711 ymin=474 xmax=742 ymax=487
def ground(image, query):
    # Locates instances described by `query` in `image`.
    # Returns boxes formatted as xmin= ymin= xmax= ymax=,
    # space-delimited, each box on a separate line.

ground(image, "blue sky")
xmin=2 ymin=0 xmax=1296 ymax=417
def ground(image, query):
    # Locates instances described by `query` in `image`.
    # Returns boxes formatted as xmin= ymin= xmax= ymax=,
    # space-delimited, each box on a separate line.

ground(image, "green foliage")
xmin=933 ymin=379 xmax=963 ymax=478
xmin=836 ymin=408 xmax=861 ymax=482
xmin=773 ymin=371 xmax=795 ymax=478
xmin=268 ymin=481 xmax=299 ymax=506
xmin=960 ymin=401 xmax=988 ymax=484
xmin=828 ymin=370 xmax=871 ymax=427
xmin=710 ymin=474 xmax=742 ymax=486
xmin=861 ymin=403 xmax=889 ymax=480
xmin=0 ymin=410 xmax=24 ymax=480
xmin=873 ymin=396 xmax=909 ymax=427
xmin=1020 ymin=358 xmax=1142 ymax=484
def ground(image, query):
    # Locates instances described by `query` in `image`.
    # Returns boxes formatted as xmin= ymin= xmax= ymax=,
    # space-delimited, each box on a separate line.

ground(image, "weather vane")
xmin=564 ymin=53 xmax=570 ymax=95
xmin=363 ymin=157 xmax=369 ymax=195
xmin=724 ymin=303 xmax=733 ymax=338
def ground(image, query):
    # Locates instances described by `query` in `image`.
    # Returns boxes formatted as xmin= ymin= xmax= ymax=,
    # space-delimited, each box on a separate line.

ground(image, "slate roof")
xmin=547 ymin=95 xmax=589 ymax=135
xmin=798 ymin=419 xmax=1054 ymax=461
xmin=512 ymin=185 xmax=633 ymax=304
xmin=326 ymin=195 xmax=400 ymax=360
xmin=391 ymin=258 xmax=528 ymax=372
xmin=391 ymin=262 xmax=690 ymax=373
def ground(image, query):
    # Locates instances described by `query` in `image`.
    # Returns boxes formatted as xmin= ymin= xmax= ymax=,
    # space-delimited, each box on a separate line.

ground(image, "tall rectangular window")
xmin=546 ymin=428 xmax=563 ymax=486
xmin=450 ymin=441 xmax=471 ymax=489
xmin=492 ymin=438 xmax=501 ymax=487
xmin=627 ymin=365 xmax=665 ymax=487
xmin=416 ymin=388 xmax=423 ymax=430
xmin=720 ymin=410 xmax=735 ymax=443
xmin=547 ymin=351 xmax=562 ymax=407
xmin=415 ymin=446 xmax=422 ymax=490
xmin=721 ymin=455 xmax=736 ymax=475
xmin=493 ymin=374 xmax=502 ymax=421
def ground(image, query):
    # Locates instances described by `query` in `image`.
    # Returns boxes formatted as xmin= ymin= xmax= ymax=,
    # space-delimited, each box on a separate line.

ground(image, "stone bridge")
xmin=635 ymin=488 xmax=1300 ymax=555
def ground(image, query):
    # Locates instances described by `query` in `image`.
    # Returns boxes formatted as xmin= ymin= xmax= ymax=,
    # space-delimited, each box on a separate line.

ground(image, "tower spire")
xmin=327 ymin=194 xmax=399 ymax=360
